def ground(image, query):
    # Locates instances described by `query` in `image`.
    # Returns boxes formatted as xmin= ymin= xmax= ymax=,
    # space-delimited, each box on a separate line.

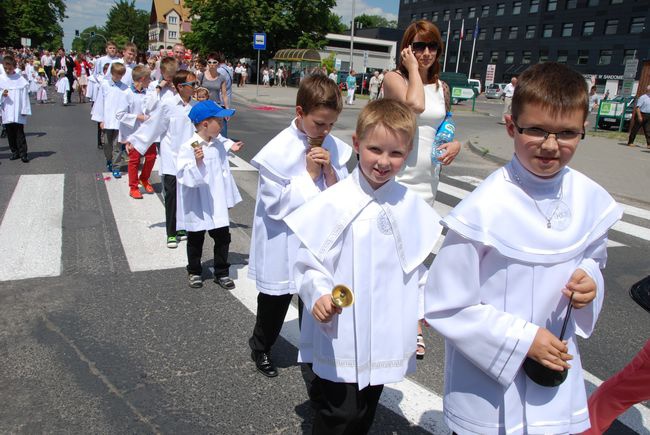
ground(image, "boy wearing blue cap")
xmin=177 ymin=100 xmax=243 ymax=289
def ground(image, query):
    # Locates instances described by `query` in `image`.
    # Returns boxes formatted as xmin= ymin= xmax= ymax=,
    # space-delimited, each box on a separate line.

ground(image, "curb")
xmin=465 ymin=139 xmax=509 ymax=166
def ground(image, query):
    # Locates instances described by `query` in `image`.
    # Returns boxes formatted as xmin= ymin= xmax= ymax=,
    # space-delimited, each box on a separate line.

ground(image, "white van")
xmin=468 ymin=79 xmax=482 ymax=95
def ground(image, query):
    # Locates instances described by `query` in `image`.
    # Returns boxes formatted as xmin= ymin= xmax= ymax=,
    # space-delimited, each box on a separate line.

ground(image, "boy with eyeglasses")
xmin=424 ymin=62 xmax=623 ymax=434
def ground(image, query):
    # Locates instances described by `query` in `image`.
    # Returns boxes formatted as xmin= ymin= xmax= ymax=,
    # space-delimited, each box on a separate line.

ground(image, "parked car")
xmin=468 ymin=79 xmax=482 ymax=95
xmin=597 ymin=96 xmax=636 ymax=131
xmin=485 ymin=83 xmax=507 ymax=99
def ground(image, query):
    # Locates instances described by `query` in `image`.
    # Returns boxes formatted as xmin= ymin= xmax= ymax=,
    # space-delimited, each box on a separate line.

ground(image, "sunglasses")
xmin=181 ymin=81 xmax=198 ymax=87
xmin=411 ymin=41 xmax=439 ymax=53
xmin=207 ymin=60 xmax=218 ymax=64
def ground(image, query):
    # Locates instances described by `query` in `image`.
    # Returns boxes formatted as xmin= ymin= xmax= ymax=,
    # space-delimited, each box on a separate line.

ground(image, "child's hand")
xmin=99 ymin=122 xmax=104 ymax=130
xmin=194 ymin=145 xmax=204 ymax=161
xmin=306 ymin=153 xmax=322 ymax=181
xmin=435 ymin=140 xmax=461 ymax=166
xmin=312 ymin=294 xmax=342 ymax=323
xmin=308 ymin=146 xmax=331 ymax=166
xmin=563 ymin=268 xmax=596 ymax=309
xmin=125 ymin=142 xmax=133 ymax=153
xmin=527 ymin=328 xmax=573 ymax=372
xmin=230 ymin=141 xmax=243 ymax=152
xmin=136 ymin=114 xmax=149 ymax=122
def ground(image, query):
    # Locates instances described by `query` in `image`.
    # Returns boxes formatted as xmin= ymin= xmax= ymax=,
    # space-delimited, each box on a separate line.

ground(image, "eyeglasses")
xmin=512 ymin=120 xmax=585 ymax=145
xmin=411 ymin=41 xmax=439 ymax=53
xmin=207 ymin=60 xmax=218 ymax=65
xmin=181 ymin=81 xmax=198 ymax=87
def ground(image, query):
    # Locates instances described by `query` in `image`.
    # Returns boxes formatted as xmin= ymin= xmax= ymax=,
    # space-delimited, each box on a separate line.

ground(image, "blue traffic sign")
xmin=253 ymin=33 xmax=266 ymax=50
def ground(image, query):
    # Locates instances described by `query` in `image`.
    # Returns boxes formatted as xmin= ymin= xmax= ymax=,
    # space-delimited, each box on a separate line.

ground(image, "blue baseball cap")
xmin=188 ymin=100 xmax=235 ymax=124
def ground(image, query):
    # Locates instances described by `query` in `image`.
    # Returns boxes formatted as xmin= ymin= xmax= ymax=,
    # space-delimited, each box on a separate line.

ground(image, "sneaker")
xmin=215 ymin=276 xmax=235 ymax=290
xmin=112 ymin=169 xmax=122 ymax=179
xmin=177 ymin=230 xmax=187 ymax=241
xmin=129 ymin=188 xmax=143 ymax=199
xmin=167 ymin=236 xmax=178 ymax=248
xmin=106 ymin=161 xmax=112 ymax=172
xmin=139 ymin=180 xmax=155 ymax=194
xmin=188 ymin=274 xmax=203 ymax=288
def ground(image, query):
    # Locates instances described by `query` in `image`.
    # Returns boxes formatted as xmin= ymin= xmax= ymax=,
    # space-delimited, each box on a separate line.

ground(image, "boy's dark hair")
xmin=512 ymin=62 xmax=589 ymax=121
xmin=173 ymin=69 xmax=193 ymax=90
xmin=159 ymin=56 xmax=178 ymax=76
xmin=296 ymin=75 xmax=343 ymax=114
xmin=131 ymin=64 xmax=150 ymax=82
xmin=2 ymin=55 xmax=16 ymax=67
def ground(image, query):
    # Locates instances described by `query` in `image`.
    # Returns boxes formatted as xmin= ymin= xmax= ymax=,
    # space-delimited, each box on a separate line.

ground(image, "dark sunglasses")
xmin=181 ymin=81 xmax=198 ymax=87
xmin=207 ymin=60 xmax=218 ymax=64
xmin=411 ymin=41 xmax=439 ymax=53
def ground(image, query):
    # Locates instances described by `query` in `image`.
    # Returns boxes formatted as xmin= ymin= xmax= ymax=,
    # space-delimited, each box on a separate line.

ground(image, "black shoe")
xmin=21 ymin=155 xmax=29 ymax=163
xmin=9 ymin=152 xmax=19 ymax=160
xmin=0 ymin=131 xmax=6 ymax=138
xmin=215 ymin=276 xmax=235 ymax=290
xmin=251 ymin=350 xmax=278 ymax=377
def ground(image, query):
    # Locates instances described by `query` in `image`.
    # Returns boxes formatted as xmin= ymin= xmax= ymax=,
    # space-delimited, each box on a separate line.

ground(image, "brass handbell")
xmin=331 ymin=285 xmax=354 ymax=308
xmin=191 ymin=141 xmax=201 ymax=149
xmin=307 ymin=136 xmax=324 ymax=147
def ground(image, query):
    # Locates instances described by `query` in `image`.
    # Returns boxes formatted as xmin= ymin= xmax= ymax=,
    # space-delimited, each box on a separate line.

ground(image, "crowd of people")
xmin=1 ymin=18 xmax=648 ymax=434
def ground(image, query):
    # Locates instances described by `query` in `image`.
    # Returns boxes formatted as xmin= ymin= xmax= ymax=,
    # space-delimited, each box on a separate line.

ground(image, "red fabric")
xmin=74 ymin=60 xmax=92 ymax=77
xmin=582 ymin=339 xmax=650 ymax=434
xmin=128 ymin=145 xmax=157 ymax=189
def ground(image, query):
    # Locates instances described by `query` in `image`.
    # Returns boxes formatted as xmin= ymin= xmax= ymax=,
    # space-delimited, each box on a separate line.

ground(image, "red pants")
xmin=583 ymin=339 xmax=650 ymax=434
xmin=128 ymin=145 xmax=156 ymax=190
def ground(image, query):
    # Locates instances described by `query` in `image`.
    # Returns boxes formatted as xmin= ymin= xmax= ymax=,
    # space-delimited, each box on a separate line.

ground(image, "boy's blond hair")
xmin=296 ymin=75 xmax=343 ymax=115
xmin=194 ymin=87 xmax=210 ymax=100
xmin=356 ymin=99 xmax=417 ymax=148
xmin=131 ymin=64 xmax=150 ymax=82
xmin=110 ymin=62 xmax=126 ymax=75
xmin=159 ymin=56 xmax=178 ymax=77
xmin=512 ymin=62 xmax=589 ymax=121
xmin=123 ymin=42 xmax=137 ymax=52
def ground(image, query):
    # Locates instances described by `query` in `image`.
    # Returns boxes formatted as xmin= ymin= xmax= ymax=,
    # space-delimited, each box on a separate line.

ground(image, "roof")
xmin=150 ymin=0 xmax=190 ymax=24
xmin=273 ymin=49 xmax=321 ymax=62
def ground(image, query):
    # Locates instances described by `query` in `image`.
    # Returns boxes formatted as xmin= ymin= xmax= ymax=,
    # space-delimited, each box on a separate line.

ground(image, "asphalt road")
xmin=0 ymin=91 xmax=648 ymax=434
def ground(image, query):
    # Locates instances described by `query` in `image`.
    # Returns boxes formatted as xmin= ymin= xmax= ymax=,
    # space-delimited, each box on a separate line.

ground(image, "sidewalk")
xmin=232 ymin=83 xmax=369 ymax=111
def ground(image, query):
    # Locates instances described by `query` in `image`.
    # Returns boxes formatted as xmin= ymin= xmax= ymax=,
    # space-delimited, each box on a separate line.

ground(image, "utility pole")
xmin=349 ymin=0 xmax=356 ymax=72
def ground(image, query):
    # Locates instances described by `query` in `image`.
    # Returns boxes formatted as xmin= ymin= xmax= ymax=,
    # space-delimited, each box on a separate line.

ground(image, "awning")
xmin=273 ymin=49 xmax=321 ymax=62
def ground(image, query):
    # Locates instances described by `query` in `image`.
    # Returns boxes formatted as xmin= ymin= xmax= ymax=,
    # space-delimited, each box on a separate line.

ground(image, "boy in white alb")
xmin=424 ymin=62 xmax=623 ymax=434
xmin=177 ymin=100 xmax=243 ymax=289
xmin=285 ymin=99 xmax=442 ymax=433
xmin=0 ymin=55 xmax=32 ymax=162
xmin=247 ymin=75 xmax=352 ymax=378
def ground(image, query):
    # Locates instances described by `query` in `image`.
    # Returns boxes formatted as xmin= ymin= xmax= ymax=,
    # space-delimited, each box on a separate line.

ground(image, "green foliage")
xmin=354 ymin=14 xmax=397 ymax=30
xmin=104 ymin=0 xmax=150 ymax=51
xmin=183 ymin=0 xmax=338 ymax=60
xmin=71 ymin=26 xmax=107 ymax=54
xmin=321 ymin=52 xmax=336 ymax=73
xmin=0 ymin=0 xmax=66 ymax=49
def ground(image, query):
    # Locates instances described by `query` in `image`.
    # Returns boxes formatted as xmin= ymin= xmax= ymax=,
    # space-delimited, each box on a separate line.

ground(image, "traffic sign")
xmin=253 ymin=33 xmax=266 ymax=50
xmin=485 ymin=64 xmax=496 ymax=87
xmin=452 ymin=87 xmax=476 ymax=99
xmin=624 ymin=59 xmax=638 ymax=79
xmin=363 ymin=50 xmax=369 ymax=69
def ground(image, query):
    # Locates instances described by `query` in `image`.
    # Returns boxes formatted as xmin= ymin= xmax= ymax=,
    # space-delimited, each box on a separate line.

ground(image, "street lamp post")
xmin=349 ymin=0 xmax=356 ymax=72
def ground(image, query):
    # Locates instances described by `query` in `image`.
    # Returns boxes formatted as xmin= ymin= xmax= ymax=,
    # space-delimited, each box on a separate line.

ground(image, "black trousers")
xmin=162 ymin=175 xmax=177 ymax=238
xmin=66 ymin=75 xmax=74 ymax=104
xmin=186 ymin=226 xmax=231 ymax=277
xmin=312 ymin=377 xmax=384 ymax=435
xmin=249 ymin=292 xmax=293 ymax=353
xmin=44 ymin=65 xmax=53 ymax=85
xmin=628 ymin=113 xmax=650 ymax=145
xmin=4 ymin=123 xmax=28 ymax=157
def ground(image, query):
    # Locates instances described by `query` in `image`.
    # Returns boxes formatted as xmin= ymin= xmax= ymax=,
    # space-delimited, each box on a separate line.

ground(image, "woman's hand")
xmin=400 ymin=45 xmax=419 ymax=73
xmin=436 ymin=139 xmax=461 ymax=165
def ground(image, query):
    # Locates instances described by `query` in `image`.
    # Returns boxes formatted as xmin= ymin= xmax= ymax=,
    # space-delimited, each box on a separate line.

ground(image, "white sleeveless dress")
xmin=395 ymin=80 xmax=446 ymax=206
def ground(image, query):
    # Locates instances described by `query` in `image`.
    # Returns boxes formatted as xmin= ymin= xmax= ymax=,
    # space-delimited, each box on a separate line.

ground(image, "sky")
xmin=61 ymin=0 xmax=399 ymax=50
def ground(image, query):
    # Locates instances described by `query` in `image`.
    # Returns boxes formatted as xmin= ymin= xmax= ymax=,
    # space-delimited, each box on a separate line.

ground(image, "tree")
xmin=183 ymin=0 xmax=339 ymax=59
xmin=104 ymin=0 xmax=149 ymax=51
xmin=0 ymin=0 xmax=66 ymax=49
xmin=71 ymin=26 xmax=108 ymax=54
xmin=354 ymin=14 xmax=397 ymax=30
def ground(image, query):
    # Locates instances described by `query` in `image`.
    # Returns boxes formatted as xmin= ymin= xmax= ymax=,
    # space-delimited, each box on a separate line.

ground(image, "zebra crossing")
xmin=1 ymin=163 xmax=649 ymax=433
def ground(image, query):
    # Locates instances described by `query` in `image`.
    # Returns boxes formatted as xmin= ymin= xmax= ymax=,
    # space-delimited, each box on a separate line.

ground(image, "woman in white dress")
xmin=382 ymin=19 xmax=462 ymax=358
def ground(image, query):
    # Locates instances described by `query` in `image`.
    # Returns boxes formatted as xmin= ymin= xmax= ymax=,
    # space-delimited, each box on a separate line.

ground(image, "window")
xmin=530 ymin=0 xmax=540 ymax=12
xmin=490 ymin=51 xmax=500 ymax=63
xmin=562 ymin=23 xmax=573 ymax=37
xmin=422 ymin=12 xmax=429 ymax=20
xmin=431 ymin=11 xmax=439 ymax=21
xmin=411 ymin=13 xmax=418 ymax=21
xmin=566 ymin=0 xmax=577 ymax=8
xmin=461 ymin=51 xmax=470 ymax=63
xmin=547 ymin=0 xmax=557 ymax=11
xmin=539 ymin=49 xmax=549 ymax=62
xmin=168 ymin=16 xmax=177 ymax=24
xmin=630 ymin=17 xmax=645 ymax=34
xmin=482 ymin=5 xmax=490 ymax=16
xmin=605 ymin=19 xmax=618 ymax=35
xmin=543 ymin=24 xmax=553 ymax=37
xmin=168 ymin=30 xmax=177 ymax=39
xmin=493 ymin=27 xmax=503 ymax=39
xmin=443 ymin=9 xmax=450 ymax=20
xmin=468 ymin=6 xmax=476 ymax=18
xmin=557 ymin=50 xmax=568 ymax=63
xmin=610 ymin=0 xmax=622 ymax=3
xmin=622 ymin=49 xmax=636 ymax=64
xmin=505 ymin=51 xmax=515 ymax=64
xmin=467 ymin=28 xmax=474 ymax=41
xmin=587 ymin=0 xmax=599 ymax=5
xmin=448 ymin=53 xmax=457 ymax=64
xmin=513 ymin=1 xmax=522 ymax=14
xmin=526 ymin=25 xmax=536 ymax=38
xmin=577 ymin=50 xmax=589 ymax=65
xmin=441 ymin=30 xmax=448 ymax=40
xmin=598 ymin=49 xmax=612 ymax=65
xmin=455 ymin=8 xmax=463 ymax=19
xmin=496 ymin=3 xmax=505 ymax=15
xmin=522 ymin=51 xmax=532 ymax=64
xmin=479 ymin=28 xmax=487 ymax=39
xmin=453 ymin=29 xmax=460 ymax=40
xmin=509 ymin=26 xmax=519 ymax=39
xmin=582 ymin=21 xmax=595 ymax=36
xmin=476 ymin=51 xmax=484 ymax=62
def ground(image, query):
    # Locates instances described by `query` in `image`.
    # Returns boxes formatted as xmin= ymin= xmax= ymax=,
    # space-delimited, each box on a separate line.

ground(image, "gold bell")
xmin=190 ymin=141 xmax=201 ymax=149
xmin=331 ymin=285 xmax=354 ymax=308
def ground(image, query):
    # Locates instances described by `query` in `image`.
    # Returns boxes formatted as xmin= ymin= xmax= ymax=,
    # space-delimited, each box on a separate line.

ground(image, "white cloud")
xmin=333 ymin=0 xmax=398 ymax=25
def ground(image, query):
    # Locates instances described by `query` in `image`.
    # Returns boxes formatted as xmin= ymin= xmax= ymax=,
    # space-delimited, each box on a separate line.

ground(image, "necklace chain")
xmin=511 ymin=169 xmax=564 ymax=229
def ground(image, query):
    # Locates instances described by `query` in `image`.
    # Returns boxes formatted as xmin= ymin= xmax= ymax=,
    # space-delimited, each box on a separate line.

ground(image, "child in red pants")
xmin=117 ymin=65 xmax=156 ymax=199
xmin=582 ymin=339 xmax=650 ymax=434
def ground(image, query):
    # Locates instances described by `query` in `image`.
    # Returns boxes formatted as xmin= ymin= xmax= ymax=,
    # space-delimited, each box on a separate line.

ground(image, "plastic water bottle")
xmin=432 ymin=112 xmax=455 ymax=165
